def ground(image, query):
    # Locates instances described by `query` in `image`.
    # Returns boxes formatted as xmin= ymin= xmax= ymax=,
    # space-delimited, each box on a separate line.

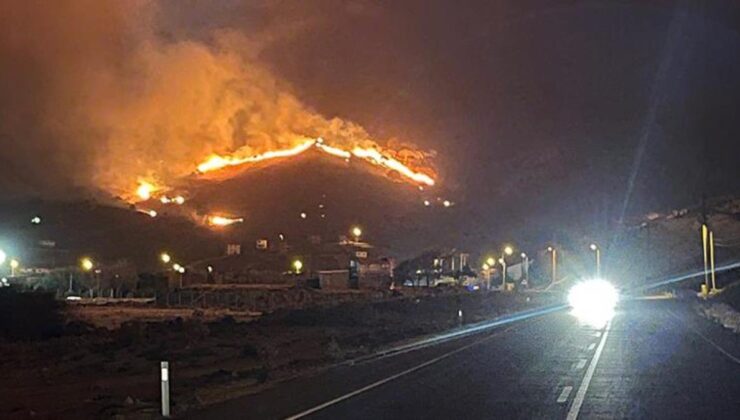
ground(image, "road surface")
xmin=192 ymin=299 xmax=740 ymax=419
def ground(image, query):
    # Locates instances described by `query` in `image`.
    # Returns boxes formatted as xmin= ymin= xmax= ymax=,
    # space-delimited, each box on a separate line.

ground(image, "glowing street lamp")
xmin=293 ymin=259 xmax=304 ymax=274
xmin=351 ymin=226 xmax=362 ymax=241
xmin=486 ymin=257 xmax=496 ymax=267
xmin=589 ymin=243 xmax=601 ymax=278
xmin=160 ymin=252 xmax=172 ymax=264
xmin=81 ymin=258 xmax=94 ymax=272
xmin=0 ymin=249 xmax=6 ymax=266
xmin=499 ymin=245 xmax=514 ymax=288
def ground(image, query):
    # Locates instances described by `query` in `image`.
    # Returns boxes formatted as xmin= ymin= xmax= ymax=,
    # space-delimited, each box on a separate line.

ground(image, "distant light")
xmin=9 ymin=259 xmax=19 ymax=269
xmin=278 ymin=233 xmax=285 ymax=241
xmin=521 ymin=253 xmax=527 ymax=259
xmin=423 ymin=200 xmax=431 ymax=207
xmin=351 ymin=226 xmax=362 ymax=239
xmin=547 ymin=246 xmax=554 ymax=252
xmin=300 ymin=212 xmax=307 ymax=219
xmin=80 ymin=258 xmax=94 ymax=271
xmin=207 ymin=265 xmax=213 ymax=273
xmin=443 ymin=200 xmax=452 ymax=207
xmin=172 ymin=263 xmax=182 ymax=271
xmin=0 ymin=250 xmax=5 ymax=265
xmin=293 ymin=259 xmax=304 ymax=273
xmin=416 ymin=269 xmax=422 ymax=274
xmin=318 ymin=203 xmax=325 ymax=209
xmin=174 ymin=196 xmax=185 ymax=205
xmin=482 ymin=263 xmax=490 ymax=270
xmin=66 ymin=296 xmax=82 ymax=301
xmin=590 ymin=243 xmax=598 ymax=251
xmin=486 ymin=257 xmax=495 ymax=266
xmin=147 ymin=210 xmax=158 ymax=218
xmin=178 ymin=266 xmax=186 ymax=274
xmin=321 ymin=214 xmax=326 ymax=218
xmin=160 ymin=253 xmax=171 ymax=264
xmin=504 ymin=246 xmax=514 ymax=256
xmin=498 ymin=258 xmax=504 ymax=265
xmin=31 ymin=216 xmax=42 ymax=225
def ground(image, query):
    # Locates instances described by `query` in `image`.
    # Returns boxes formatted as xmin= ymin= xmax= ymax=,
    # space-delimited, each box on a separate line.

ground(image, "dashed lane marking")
xmin=557 ymin=386 xmax=573 ymax=403
xmin=587 ymin=343 xmax=596 ymax=351
xmin=566 ymin=321 xmax=612 ymax=420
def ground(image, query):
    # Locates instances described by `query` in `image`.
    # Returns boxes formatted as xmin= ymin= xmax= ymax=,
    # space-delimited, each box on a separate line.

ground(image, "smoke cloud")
xmin=0 ymin=1 xmax=432 ymax=200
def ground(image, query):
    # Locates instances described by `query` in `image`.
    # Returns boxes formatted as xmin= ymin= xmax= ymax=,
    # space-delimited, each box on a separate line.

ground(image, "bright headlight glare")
xmin=568 ymin=279 xmax=618 ymax=327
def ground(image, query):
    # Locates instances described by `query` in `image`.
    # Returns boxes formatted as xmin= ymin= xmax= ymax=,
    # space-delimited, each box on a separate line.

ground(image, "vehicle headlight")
xmin=568 ymin=279 xmax=618 ymax=328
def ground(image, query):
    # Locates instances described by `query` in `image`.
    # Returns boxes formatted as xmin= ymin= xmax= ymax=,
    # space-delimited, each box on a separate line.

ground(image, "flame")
xmin=350 ymin=146 xmax=435 ymax=186
xmin=195 ymin=138 xmax=435 ymax=187
xmin=131 ymin=138 xmax=436 ymax=203
xmin=136 ymin=180 xmax=157 ymax=201
xmin=137 ymin=208 xmax=158 ymax=217
xmin=160 ymin=195 xmax=186 ymax=205
xmin=197 ymin=140 xmax=317 ymax=173
xmin=207 ymin=215 xmax=244 ymax=226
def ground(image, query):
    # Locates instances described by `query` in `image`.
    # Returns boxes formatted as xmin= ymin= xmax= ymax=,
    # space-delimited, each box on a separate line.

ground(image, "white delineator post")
xmin=161 ymin=361 xmax=171 ymax=417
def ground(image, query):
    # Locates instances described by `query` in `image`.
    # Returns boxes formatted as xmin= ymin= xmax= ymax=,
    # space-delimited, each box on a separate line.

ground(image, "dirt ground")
xmin=0 ymin=288 xmax=557 ymax=419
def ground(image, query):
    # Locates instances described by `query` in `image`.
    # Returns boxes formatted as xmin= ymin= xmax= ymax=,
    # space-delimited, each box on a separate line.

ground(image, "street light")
xmin=9 ymin=259 xmax=19 ymax=277
xmin=589 ymin=243 xmax=601 ymax=278
xmin=0 ymin=249 xmax=6 ymax=266
xmin=499 ymin=246 xmax=514 ymax=289
xmin=351 ymin=226 xmax=362 ymax=241
xmin=81 ymin=258 xmax=94 ymax=272
xmin=160 ymin=252 xmax=172 ymax=264
xmin=486 ymin=257 xmax=496 ymax=267
xmin=293 ymin=259 xmax=304 ymax=274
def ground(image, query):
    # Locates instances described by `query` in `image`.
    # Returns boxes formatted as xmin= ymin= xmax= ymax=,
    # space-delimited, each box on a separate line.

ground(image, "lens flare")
xmin=568 ymin=279 xmax=618 ymax=328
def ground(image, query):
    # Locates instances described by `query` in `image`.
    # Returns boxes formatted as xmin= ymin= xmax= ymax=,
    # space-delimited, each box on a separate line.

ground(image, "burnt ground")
xmin=0 ymin=288 xmax=556 ymax=419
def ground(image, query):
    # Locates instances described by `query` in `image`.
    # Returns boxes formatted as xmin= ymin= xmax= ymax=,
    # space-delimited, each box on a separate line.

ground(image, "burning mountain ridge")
xmin=133 ymin=148 xmax=456 ymax=256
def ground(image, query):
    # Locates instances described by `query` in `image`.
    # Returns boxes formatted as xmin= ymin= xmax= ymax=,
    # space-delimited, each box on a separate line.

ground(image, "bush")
xmin=0 ymin=288 xmax=64 ymax=341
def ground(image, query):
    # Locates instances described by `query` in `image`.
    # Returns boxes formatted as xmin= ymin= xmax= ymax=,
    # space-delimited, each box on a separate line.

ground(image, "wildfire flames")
xmin=207 ymin=215 xmax=244 ymax=226
xmin=195 ymin=138 xmax=435 ymax=186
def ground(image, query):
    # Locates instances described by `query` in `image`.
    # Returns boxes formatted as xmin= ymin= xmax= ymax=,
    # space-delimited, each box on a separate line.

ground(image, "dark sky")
xmin=256 ymin=0 xmax=740 ymax=242
xmin=2 ymin=0 xmax=740 ymax=251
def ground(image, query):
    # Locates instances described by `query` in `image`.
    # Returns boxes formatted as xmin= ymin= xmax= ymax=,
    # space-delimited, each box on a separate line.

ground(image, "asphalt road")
xmin=193 ymin=299 xmax=740 ymax=419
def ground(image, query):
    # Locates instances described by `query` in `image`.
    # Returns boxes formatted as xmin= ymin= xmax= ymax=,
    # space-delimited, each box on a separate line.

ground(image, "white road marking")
xmin=284 ymin=329 xmax=504 ymax=419
xmin=592 ymin=331 xmax=601 ymax=338
xmin=668 ymin=310 xmax=740 ymax=365
xmin=557 ymin=386 xmax=573 ymax=403
xmin=587 ymin=343 xmax=596 ymax=351
xmin=566 ymin=321 xmax=612 ymax=420
xmin=573 ymin=358 xmax=587 ymax=370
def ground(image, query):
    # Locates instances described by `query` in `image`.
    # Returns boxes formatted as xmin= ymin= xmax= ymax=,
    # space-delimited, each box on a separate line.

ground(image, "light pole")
xmin=589 ymin=243 xmax=600 ymax=278
xmin=9 ymin=259 xmax=19 ymax=277
xmin=521 ymin=253 xmax=529 ymax=285
xmin=547 ymin=246 xmax=557 ymax=286
xmin=500 ymin=246 xmax=513 ymax=289
xmin=81 ymin=258 xmax=95 ymax=296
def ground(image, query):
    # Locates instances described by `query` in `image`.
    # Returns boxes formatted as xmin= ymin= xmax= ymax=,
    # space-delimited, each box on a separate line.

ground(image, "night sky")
xmin=2 ymin=0 xmax=740 ymax=252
